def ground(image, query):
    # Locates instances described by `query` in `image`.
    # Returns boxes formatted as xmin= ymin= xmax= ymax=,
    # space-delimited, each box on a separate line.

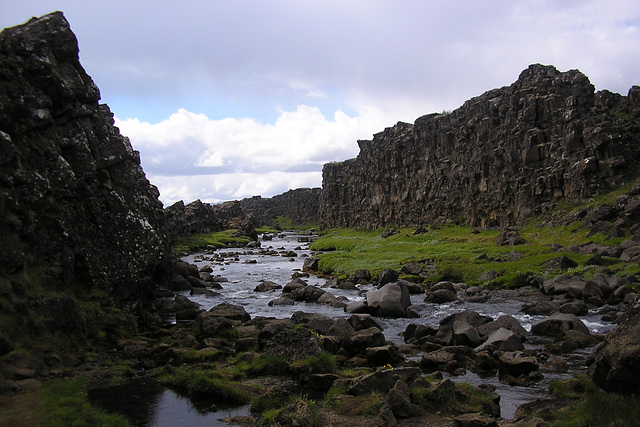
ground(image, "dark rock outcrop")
xmin=238 ymin=188 xmax=321 ymax=227
xmin=165 ymin=199 xmax=257 ymax=244
xmin=0 ymin=12 xmax=174 ymax=305
xmin=588 ymin=295 xmax=640 ymax=394
xmin=320 ymin=64 xmax=640 ymax=229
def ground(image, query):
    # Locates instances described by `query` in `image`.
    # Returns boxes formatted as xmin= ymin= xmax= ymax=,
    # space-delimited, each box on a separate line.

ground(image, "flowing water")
xmin=92 ymin=232 xmax=616 ymax=423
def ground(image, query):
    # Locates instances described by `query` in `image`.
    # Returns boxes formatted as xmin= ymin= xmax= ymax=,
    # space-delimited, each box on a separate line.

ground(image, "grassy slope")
xmin=310 ymin=186 xmax=640 ymax=287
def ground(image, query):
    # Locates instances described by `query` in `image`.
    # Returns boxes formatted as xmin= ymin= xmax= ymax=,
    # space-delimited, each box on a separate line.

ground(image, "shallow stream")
xmin=92 ymin=232 xmax=616 ymax=423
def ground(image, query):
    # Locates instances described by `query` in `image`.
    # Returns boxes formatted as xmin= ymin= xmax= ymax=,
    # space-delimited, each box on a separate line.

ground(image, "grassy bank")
xmin=309 ymin=221 xmax=638 ymax=288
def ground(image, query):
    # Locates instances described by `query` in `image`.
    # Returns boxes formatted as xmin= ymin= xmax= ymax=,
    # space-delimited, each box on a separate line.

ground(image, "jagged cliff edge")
xmin=320 ymin=65 xmax=640 ymax=229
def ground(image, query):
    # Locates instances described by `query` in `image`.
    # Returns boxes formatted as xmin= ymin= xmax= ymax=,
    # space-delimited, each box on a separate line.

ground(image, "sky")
xmin=1 ymin=1 xmax=639 ymax=206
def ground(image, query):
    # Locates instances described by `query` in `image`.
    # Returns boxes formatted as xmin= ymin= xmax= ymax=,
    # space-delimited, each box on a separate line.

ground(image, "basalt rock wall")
xmin=0 ymin=12 xmax=173 ymax=304
xmin=321 ymin=65 xmax=640 ymax=229
xmin=239 ymin=187 xmax=321 ymax=227
xmin=165 ymin=199 xmax=258 ymax=242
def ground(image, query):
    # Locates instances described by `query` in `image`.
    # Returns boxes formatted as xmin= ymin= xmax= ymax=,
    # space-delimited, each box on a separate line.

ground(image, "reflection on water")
xmin=149 ymin=392 xmax=250 ymax=427
xmin=89 ymin=378 xmax=250 ymax=426
xmin=88 ymin=378 xmax=163 ymax=426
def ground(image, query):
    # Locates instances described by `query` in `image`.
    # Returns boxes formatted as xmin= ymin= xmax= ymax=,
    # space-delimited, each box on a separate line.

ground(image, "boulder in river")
xmin=475 ymin=328 xmax=524 ymax=352
xmin=530 ymin=312 xmax=590 ymax=337
xmin=365 ymin=282 xmax=412 ymax=318
xmin=254 ymin=281 xmax=282 ymax=292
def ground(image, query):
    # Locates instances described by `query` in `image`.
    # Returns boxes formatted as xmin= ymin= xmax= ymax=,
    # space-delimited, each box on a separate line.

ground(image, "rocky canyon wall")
xmin=321 ymin=65 xmax=640 ymax=229
xmin=0 ymin=12 xmax=174 ymax=304
xmin=239 ymin=187 xmax=321 ymax=227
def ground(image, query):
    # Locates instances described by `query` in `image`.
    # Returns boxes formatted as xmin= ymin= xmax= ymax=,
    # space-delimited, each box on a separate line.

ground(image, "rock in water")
xmin=366 ymin=282 xmax=412 ymax=318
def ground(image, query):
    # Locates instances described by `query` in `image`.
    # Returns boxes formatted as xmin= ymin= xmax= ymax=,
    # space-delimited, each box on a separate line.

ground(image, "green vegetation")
xmin=173 ymin=229 xmax=253 ymax=254
xmin=309 ymin=201 xmax=638 ymax=287
xmin=290 ymin=352 xmax=338 ymax=376
xmin=549 ymin=375 xmax=640 ymax=426
xmin=244 ymin=354 xmax=291 ymax=377
xmin=308 ymin=178 xmax=640 ymax=287
xmin=40 ymin=377 xmax=131 ymax=427
xmin=158 ymin=366 xmax=259 ymax=404
xmin=324 ymin=391 xmax=384 ymax=416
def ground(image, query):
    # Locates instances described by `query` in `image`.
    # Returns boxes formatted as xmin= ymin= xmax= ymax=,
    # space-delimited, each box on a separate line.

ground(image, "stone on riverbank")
xmin=588 ymin=295 xmax=640 ymax=394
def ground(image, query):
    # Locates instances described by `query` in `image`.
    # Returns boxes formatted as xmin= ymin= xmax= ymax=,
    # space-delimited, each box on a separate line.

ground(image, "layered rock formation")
xmin=0 ymin=12 xmax=174 ymax=333
xmin=239 ymin=187 xmax=321 ymax=227
xmin=165 ymin=199 xmax=258 ymax=242
xmin=321 ymin=65 xmax=640 ymax=228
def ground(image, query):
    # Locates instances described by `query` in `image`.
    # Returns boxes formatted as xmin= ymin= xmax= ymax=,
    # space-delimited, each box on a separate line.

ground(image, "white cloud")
xmin=115 ymin=104 xmax=392 ymax=205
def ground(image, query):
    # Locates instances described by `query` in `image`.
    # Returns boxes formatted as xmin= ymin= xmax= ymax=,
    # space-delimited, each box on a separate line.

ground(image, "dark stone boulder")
xmin=169 ymin=275 xmax=192 ymax=291
xmin=302 ymin=257 xmax=319 ymax=271
xmin=385 ymin=379 xmax=422 ymax=418
xmin=401 ymin=262 xmax=423 ymax=276
xmin=425 ymin=288 xmax=458 ymax=303
xmin=195 ymin=313 xmax=233 ymax=339
xmin=343 ymin=327 xmax=386 ymax=355
xmin=531 ymin=313 xmax=590 ymax=337
xmin=440 ymin=309 xmax=493 ymax=328
xmin=352 ymin=269 xmax=372 ymax=284
xmin=365 ymin=282 xmax=412 ymax=318
xmin=282 ymin=278 xmax=307 ymax=293
xmin=475 ymin=328 xmax=524 ymax=352
xmin=268 ymin=296 xmax=294 ymax=306
xmin=588 ymin=296 xmax=640 ymax=394
xmin=326 ymin=317 xmax=356 ymax=340
xmin=545 ymin=256 xmax=579 ymax=270
xmin=498 ymin=352 xmax=539 ymax=377
xmin=291 ymin=285 xmax=326 ymax=302
xmin=253 ymin=281 xmax=282 ymax=292
xmin=542 ymin=275 xmax=586 ymax=298
xmin=378 ymin=269 xmax=400 ymax=287
xmin=347 ymin=367 xmax=421 ymax=395
xmin=207 ymin=303 xmax=251 ymax=322
xmin=496 ymin=228 xmax=526 ymax=246
xmin=476 ymin=315 xmax=527 ymax=340
xmin=365 ymin=345 xmax=404 ymax=366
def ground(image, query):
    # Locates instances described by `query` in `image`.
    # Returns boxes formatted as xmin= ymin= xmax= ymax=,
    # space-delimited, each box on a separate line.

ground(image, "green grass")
xmin=40 ymin=377 xmax=131 ymax=427
xmin=291 ymin=352 xmax=338 ymax=376
xmin=549 ymin=375 xmax=640 ymax=426
xmin=308 ymin=217 xmax=634 ymax=287
xmin=158 ymin=367 xmax=259 ymax=404
xmin=308 ymin=177 xmax=640 ymax=286
xmin=172 ymin=229 xmax=253 ymax=254
xmin=243 ymin=354 xmax=290 ymax=377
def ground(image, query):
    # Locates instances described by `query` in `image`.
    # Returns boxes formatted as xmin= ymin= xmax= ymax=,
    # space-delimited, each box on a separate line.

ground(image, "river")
xmin=92 ymin=231 xmax=615 ymax=423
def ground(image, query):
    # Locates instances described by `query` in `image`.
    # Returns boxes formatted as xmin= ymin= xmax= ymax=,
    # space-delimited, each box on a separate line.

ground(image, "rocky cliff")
xmin=239 ymin=187 xmax=321 ymax=227
xmin=165 ymin=199 xmax=258 ymax=242
xmin=0 ymin=12 xmax=174 ymax=343
xmin=321 ymin=65 xmax=640 ymax=229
